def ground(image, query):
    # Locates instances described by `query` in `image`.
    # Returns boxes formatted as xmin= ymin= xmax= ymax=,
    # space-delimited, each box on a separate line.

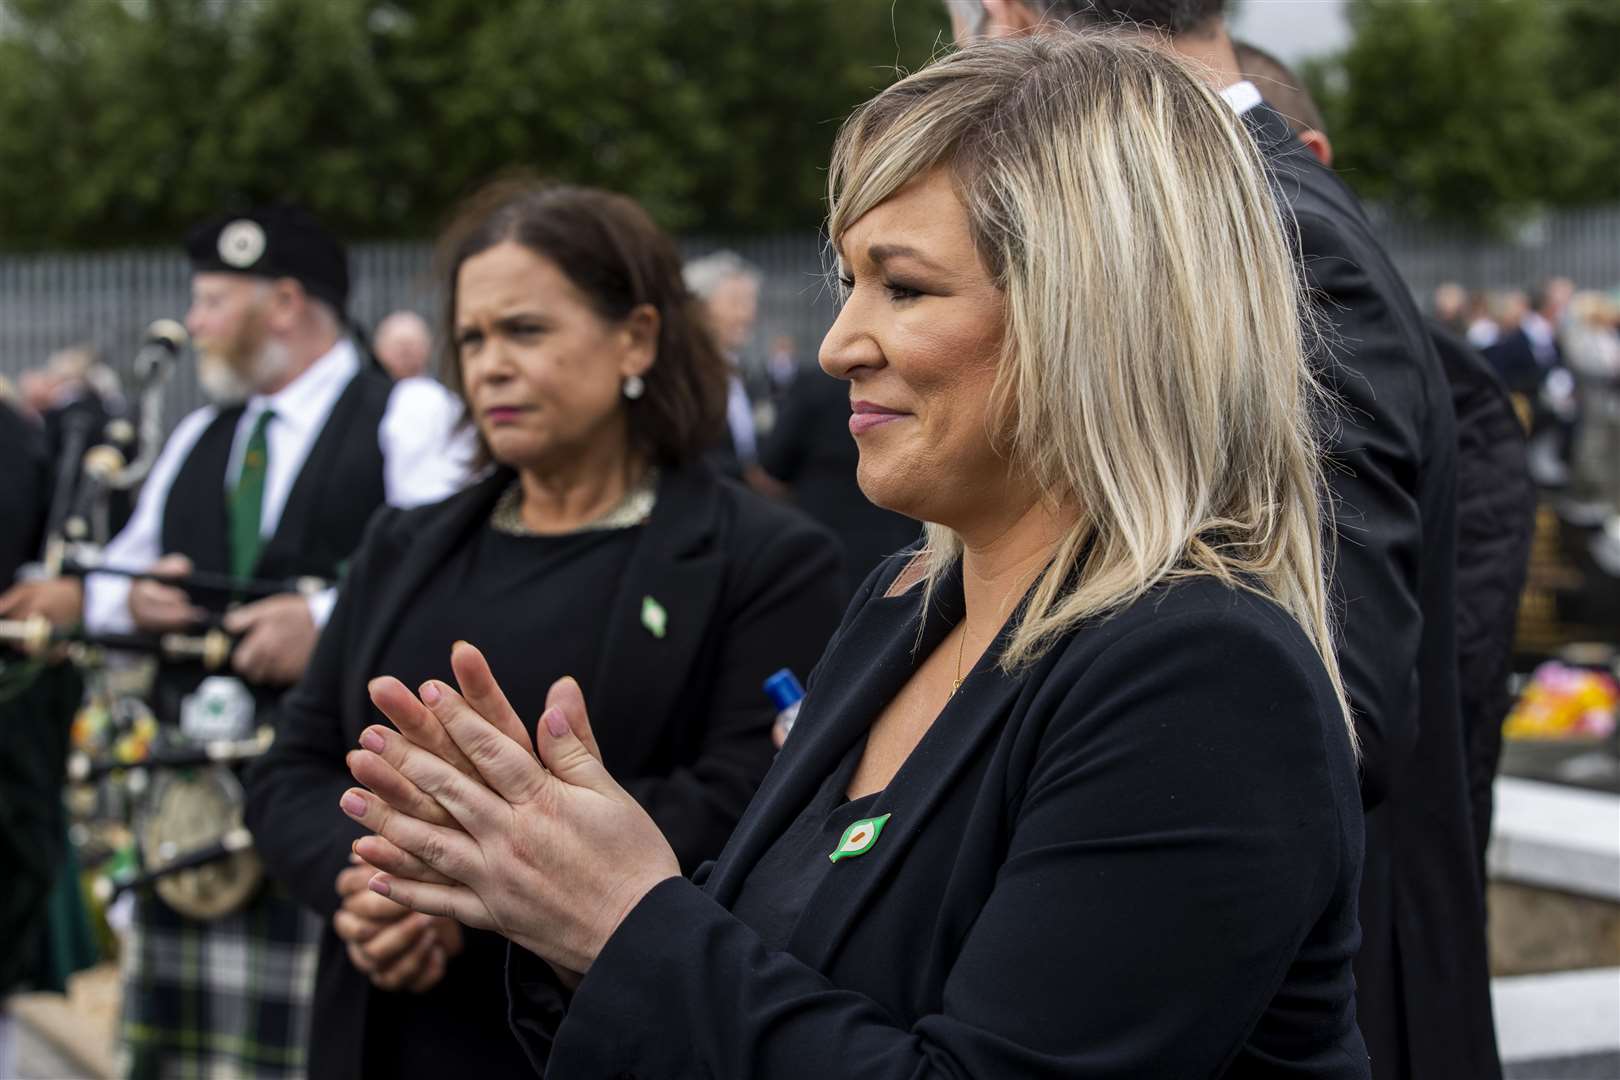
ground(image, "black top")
xmin=362 ymin=523 xmax=637 ymax=1078
xmin=729 ymin=737 xmax=878 ymax=952
xmin=516 ymin=559 xmax=1368 ymax=1078
xmin=1246 ymin=103 xmax=1499 ymax=1080
xmin=379 ymin=523 xmax=636 ymax=714
xmin=245 ymin=463 xmax=846 ymax=1080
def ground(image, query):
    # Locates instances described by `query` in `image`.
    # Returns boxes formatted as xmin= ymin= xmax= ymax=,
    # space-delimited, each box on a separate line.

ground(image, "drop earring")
xmin=623 ymin=374 xmax=646 ymax=400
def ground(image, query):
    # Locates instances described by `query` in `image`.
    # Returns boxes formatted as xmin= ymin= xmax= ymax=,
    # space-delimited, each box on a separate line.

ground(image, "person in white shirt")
xmin=2 ymin=205 xmax=472 ymax=1080
xmin=373 ymin=309 xmax=434 ymax=381
xmin=683 ymin=250 xmax=762 ymax=471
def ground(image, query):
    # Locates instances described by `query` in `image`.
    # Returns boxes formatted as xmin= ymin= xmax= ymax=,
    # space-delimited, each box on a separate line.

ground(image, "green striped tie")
xmin=229 ymin=408 xmax=274 ymax=579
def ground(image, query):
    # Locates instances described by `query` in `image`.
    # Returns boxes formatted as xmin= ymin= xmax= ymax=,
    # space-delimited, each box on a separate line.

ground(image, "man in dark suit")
xmin=949 ymin=4 xmax=1500 ymax=1078
xmin=1235 ymin=36 xmax=1536 ymax=889
xmin=759 ymin=371 xmax=921 ymax=598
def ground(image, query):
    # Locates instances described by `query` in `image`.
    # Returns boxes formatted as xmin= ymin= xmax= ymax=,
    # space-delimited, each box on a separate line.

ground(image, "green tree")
xmin=0 ymin=0 xmax=947 ymax=248
xmin=1305 ymin=0 xmax=1619 ymax=230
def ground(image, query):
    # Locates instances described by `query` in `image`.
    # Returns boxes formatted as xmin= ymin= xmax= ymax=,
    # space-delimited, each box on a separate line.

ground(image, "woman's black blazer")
xmin=243 ymin=462 xmax=846 ymax=1078
xmin=517 ymin=559 xmax=1369 ymax=1078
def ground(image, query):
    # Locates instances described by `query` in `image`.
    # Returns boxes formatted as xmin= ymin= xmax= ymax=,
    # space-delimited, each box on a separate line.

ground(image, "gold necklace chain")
xmin=952 ymin=622 xmax=970 ymax=696
xmin=490 ymin=468 xmax=659 ymax=536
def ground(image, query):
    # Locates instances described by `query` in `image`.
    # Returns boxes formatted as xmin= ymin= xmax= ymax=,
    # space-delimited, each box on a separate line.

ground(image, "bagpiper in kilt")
xmin=81 ymin=206 xmax=470 ymax=1078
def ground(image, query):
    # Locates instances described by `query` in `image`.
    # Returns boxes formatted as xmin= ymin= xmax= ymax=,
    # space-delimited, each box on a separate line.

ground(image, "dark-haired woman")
xmin=244 ymin=182 xmax=845 ymax=1078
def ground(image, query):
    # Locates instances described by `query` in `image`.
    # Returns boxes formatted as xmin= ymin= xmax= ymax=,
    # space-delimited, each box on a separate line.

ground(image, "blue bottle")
xmin=763 ymin=668 xmax=806 ymax=739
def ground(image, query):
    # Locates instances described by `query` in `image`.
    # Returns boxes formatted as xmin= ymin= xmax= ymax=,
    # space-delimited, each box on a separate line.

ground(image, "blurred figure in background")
xmin=1563 ymin=291 xmax=1620 ymax=517
xmin=1490 ymin=283 xmax=1555 ymax=393
xmin=1488 ymin=282 xmax=1578 ymax=486
xmin=0 ymin=392 xmax=62 ymax=1080
xmin=1467 ymin=288 xmax=1503 ymax=350
xmin=32 ymin=343 xmax=136 ymax=537
xmin=684 ymin=250 xmax=762 ymax=475
xmin=373 ymin=309 xmax=434 ymax=381
xmin=373 ymin=308 xmax=474 ymax=480
xmin=1433 ymin=281 xmax=1470 ymax=336
xmin=764 ymin=332 xmax=801 ymax=400
xmin=759 ymin=368 xmax=919 ymax=599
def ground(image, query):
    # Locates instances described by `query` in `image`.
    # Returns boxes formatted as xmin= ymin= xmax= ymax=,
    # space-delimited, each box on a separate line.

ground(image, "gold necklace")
xmin=491 ymin=468 xmax=659 ymax=536
xmin=952 ymin=622 xmax=970 ymax=695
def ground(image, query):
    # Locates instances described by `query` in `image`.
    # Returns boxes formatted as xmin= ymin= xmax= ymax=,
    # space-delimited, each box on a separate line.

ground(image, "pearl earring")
xmin=623 ymin=374 xmax=646 ymax=400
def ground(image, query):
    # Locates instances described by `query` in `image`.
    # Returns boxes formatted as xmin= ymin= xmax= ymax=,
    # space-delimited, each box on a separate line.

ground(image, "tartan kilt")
xmin=119 ymin=880 xmax=320 ymax=1080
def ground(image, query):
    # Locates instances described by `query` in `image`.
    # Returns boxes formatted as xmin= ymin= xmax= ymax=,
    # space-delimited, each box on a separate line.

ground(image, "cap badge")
xmin=218 ymin=219 xmax=267 ymax=269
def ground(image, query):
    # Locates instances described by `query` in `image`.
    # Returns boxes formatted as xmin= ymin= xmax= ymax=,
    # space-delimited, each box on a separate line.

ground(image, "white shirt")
xmin=1520 ymin=310 xmax=1560 ymax=367
xmin=84 ymin=339 xmax=475 ymax=633
xmin=725 ymin=373 xmax=758 ymax=464
xmin=1220 ymin=80 xmax=1264 ymax=118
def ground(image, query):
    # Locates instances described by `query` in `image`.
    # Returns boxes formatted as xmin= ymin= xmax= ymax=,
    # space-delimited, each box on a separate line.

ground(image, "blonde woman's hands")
xmin=342 ymin=642 xmax=679 ymax=977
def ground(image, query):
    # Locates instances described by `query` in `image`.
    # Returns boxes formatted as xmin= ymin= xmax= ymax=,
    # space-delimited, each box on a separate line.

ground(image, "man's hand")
xmin=333 ymin=859 xmax=462 ymax=994
xmin=224 ymin=593 xmax=318 ymax=685
xmin=0 ymin=577 xmax=83 ymax=628
xmin=129 ymin=554 xmax=205 ymax=632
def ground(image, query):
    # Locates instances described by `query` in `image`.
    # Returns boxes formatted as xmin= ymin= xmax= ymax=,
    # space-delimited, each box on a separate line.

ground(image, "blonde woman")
xmin=340 ymin=35 xmax=1367 ymax=1078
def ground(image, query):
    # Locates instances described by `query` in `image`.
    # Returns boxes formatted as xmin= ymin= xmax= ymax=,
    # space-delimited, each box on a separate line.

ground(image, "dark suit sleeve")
xmin=618 ymin=513 xmax=845 ymax=871
xmin=243 ymin=510 xmax=397 ymax=918
xmin=541 ymin=612 xmax=1355 ymax=1078
xmin=758 ymin=381 xmax=816 ymax=482
xmin=0 ymin=404 xmax=48 ymax=582
xmin=1297 ymin=209 xmax=1428 ymax=808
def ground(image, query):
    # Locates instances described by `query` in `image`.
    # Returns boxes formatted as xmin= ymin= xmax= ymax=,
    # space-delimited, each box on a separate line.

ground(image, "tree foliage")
xmin=0 ymin=0 xmax=949 ymax=248
xmin=1305 ymin=0 xmax=1620 ymax=230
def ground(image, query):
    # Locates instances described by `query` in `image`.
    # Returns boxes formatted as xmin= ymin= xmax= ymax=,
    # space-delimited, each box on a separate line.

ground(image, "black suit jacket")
xmin=243 ymin=462 xmax=845 ymax=1078
xmin=1247 ymin=104 xmax=1500 ymax=1080
xmin=514 ymin=564 xmax=1367 ymax=1078
xmin=1482 ymin=329 xmax=1543 ymax=396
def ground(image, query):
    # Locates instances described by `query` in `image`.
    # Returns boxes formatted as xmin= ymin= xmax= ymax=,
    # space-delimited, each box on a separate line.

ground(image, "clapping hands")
xmin=341 ymin=642 xmax=681 ymax=978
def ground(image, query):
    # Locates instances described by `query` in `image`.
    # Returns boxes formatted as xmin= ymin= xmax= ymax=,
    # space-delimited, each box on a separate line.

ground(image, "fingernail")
xmin=544 ymin=707 xmax=569 ymax=738
xmin=360 ymin=728 xmax=385 ymax=752
xmin=452 ymin=639 xmax=470 ymax=652
xmin=340 ymin=792 xmax=367 ymax=817
xmin=421 ymin=681 xmax=442 ymax=705
xmin=369 ymin=876 xmax=391 ymax=897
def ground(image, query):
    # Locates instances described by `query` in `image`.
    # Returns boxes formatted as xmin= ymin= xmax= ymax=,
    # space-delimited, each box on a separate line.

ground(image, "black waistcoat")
xmin=152 ymin=365 xmax=392 ymax=727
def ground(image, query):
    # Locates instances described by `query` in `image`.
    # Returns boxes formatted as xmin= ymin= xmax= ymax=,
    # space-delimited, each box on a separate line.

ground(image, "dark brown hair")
xmin=436 ymin=179 xmax=727 ymax=467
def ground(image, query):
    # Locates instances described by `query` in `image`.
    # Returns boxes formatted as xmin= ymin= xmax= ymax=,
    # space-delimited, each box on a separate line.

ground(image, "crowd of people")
xmin=1433 ymin=278 xmax=1620 ymax=529
xmin=0 ymin=2 xmax=1588 ymax=1079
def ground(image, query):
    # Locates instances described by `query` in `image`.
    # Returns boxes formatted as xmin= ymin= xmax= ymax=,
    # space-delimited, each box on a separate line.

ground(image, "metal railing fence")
xmin=2 ymin=208 xmax=1617 ymax=428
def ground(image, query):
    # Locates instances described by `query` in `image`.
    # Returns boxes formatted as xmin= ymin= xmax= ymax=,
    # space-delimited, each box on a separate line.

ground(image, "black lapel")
xmin=160 ymin=405 xmax=242 ymax=578
xmin=255 ymin=369 xmax=367 ymax=575
xmin=1243 ymin=100 xmax=1302 ymax=160
xmin=702 ymin=578 xmax=940 ymax=905
xmin=788 ymin=602 xmax=1031 ymax=973
xmin=339 ymin=469 xmax=509 ymax=723
xmin=583 ymin=464 xmax=728 ymax=774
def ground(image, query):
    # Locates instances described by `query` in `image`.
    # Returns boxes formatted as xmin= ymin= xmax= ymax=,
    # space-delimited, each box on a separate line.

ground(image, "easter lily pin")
xmin=641 ymin=595 xmax=668 ymax=639
xmin=829 ymin=813 xmax=891 ymax=863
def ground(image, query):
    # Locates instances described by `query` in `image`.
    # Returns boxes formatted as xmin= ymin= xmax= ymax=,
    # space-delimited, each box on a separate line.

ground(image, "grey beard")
xmin=197 ymin=352 xmax=251 ymax=405
xmin=196 ymin=341 xmax=291 ymax=405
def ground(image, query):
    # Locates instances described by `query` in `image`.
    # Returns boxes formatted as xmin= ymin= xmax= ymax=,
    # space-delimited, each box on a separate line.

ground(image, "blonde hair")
xmin=828 ymin=33 xmax=1350 ymax=731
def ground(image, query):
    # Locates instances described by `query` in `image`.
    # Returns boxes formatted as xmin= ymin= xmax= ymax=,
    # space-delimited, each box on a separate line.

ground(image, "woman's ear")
xmin=619 ymin=303 xmax=661 ymax=378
